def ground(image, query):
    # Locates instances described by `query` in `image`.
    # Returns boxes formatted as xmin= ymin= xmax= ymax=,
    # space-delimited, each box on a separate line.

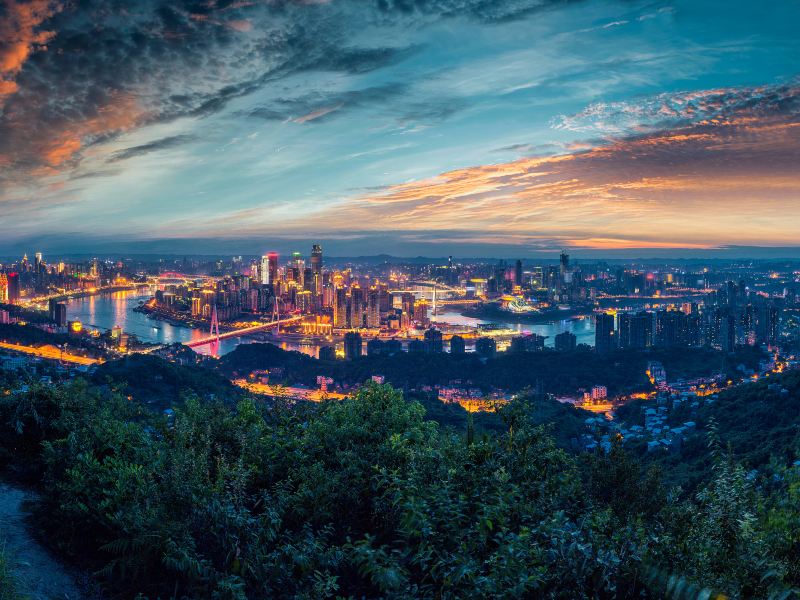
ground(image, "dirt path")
xmin=0 ymin=482 xmax=87 ymax=599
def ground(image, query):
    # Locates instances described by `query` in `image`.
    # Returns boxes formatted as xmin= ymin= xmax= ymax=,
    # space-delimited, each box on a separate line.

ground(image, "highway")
xmin=0 ymin=341 xmax=101 ymax=366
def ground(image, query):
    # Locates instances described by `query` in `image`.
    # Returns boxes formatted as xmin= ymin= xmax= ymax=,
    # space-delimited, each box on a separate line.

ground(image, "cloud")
xmin=1 ymin=0 xmax=570 ymax=191
xmin=245 ymin=82 xmax=408 ymax=123
xmin=0 ymin=0 xmax=451 ymax=189
xmin=266 ymin=83 xmax=800 ymax=248
xmin=108 ymin=134 xmax=197 ymax=162
xmin=0 ymin=0 xmax=62 ymax=103
xmin=552 ymin=80 xmax=800 ymax=135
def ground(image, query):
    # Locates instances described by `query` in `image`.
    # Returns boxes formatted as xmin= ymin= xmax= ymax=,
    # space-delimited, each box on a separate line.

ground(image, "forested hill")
xmin=0 ymin=376 xmax=798 ymax=598
xmin=619 ymin=368 xmax=800 ymax=490
xmin=216 ymin=342 xmax=764 ymax=396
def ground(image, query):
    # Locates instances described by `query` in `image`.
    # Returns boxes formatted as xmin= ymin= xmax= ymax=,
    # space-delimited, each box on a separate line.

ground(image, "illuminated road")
xmin=0 ymin=341 xmax=101 ymax=366
xmin=233 ymin=380 xmax=349 ymax=402
xmin=185 ymin=316 xmax=303 ymax=348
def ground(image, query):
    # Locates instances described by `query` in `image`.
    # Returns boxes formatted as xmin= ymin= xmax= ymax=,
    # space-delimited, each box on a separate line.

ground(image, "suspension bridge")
xmin=184 ymin=307 xmax=302 ymax=351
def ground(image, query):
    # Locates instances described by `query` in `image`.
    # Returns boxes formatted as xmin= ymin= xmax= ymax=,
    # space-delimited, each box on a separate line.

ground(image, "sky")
xmin=0 ymin=0 xmax=799 ymax=257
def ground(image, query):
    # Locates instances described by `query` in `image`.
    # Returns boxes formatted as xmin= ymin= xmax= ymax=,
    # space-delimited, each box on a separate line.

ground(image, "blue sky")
xmin=1 ymin=0 xmax=798 ymax=256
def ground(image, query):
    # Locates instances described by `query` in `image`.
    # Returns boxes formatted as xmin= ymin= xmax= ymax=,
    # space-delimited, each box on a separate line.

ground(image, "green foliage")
xmin=0 ymin=375 xmax=798 ymax=599
xmin=92 ymin=354 xmax=242 ymax=409
xmin=0 ymin=548 xmax=25 ymax=600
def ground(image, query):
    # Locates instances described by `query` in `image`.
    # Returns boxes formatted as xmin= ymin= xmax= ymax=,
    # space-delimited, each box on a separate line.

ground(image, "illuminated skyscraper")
xmin=260 ymin=255 xmax=270 ymax=285
xmin=34 ymin=252 xmax=43 ymax=273
xmin=0 ymin=274 xmax=7 ymax=302
xmin=268 ymin=252 xmax=279 ymax=284
xmin=6 ymin=273 xmax=20 ymax=304
xmin=333 ymin=287 xmax=348 ymax=327
xmin=366 ymin=289 xmax=380 ymax=328
xmin=310 ymin=244 xmax=322 ymax=296
xmin=291 ymin=252 xmax=305 ymax=288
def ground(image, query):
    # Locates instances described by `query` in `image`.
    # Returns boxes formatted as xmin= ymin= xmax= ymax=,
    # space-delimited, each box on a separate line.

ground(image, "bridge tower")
xmin=210 ymin=304 xmax=220 ymax=356
xmin=272 ymin=296 xmax=281 ymax=334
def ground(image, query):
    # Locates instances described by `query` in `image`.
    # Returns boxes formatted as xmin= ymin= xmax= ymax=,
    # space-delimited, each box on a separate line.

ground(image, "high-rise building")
xmin=595 ymin=312 xmax=615 ymax=352
xmin=34 ymin=252 xmax=43 ymax=274
xmin=260 ymin=255 xmax=270 ymax=285
xmin=318 ymin=346 xmax=337 ymax=361
xmin=423 ymin=328 xmax=443 ymax=353
xmin=291 ymin=252 xmax=305 ymax=288
xmin=7 ymin=273 xmax=20 ymax=304
xmin=0 ymin=273 xmax=7 ymax=303
xmin=349 ymin=286 xmax=364 ymax=328
xmin=344 ymin=331 xmax=362 ymax=360
xmin=755 ymin=302 xmax=781 ymax=345
xmin=268 ymin=252 xmax=279 ymax=284
xmin=559 ymin=251 xmax=569 ymax=280
xmin=554 ymin=331 xmax=577 ymax=352
xmin=333 ymin=287 xmax=348 ymax=327
xmin=514 ymin=259 xmax=523 ymax=287
xmin=310 ymin=244 xmax=322 ymax=296
xmin=655 ymin=310 xmax=688 ymax=347
xmin=449 ymin=335 xmax=465 ymax=354
xmin=366 ymin=290 xmax=381 ymax=328
xmin=618 ymin=311 xmax=653 ymax=349
xmin=509 ymin=334 xmax=546 ymax=353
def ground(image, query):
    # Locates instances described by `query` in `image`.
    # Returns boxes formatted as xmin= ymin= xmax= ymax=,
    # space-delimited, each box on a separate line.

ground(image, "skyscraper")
xmin=595 ymin=312 xmax=615 ymax=352
xmin=291 ymin=252 xmax=305 ymax=288
xmin=554 ymin=331 xmax=577 ymax=352
xmin=514 ymin=259 xmax=523 ymax=287
xmin=559 ymin=251 xmax=569 ymax=279
xmin=333 ymin=287 xmax=348 ymax=327
xmin=260 ymin=255 xmax=270 ymax=285
xmin=344 ymin=331 xmax=362 ymax=360
xmin=310 ymin=244 xmax=322 ymax=296
xmin=268 ymin=252 xmax=279 ymax=284
xmin=423 ymin=328 xmax=443 ymax=353
xmin=618 ymin=311 xmax=653 ymax=349
xmin=449 ymin=335 xmax=465 ymax=354
xmin=7 ymin=273 xmax=20 ymax=304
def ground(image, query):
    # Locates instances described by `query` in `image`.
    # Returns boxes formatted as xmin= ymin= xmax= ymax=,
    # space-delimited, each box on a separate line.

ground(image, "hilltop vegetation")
xmin=91 ymin=354 xmax=241 ymax=409
xmin=0 ymin=374 xmax=798 ymax=598
xmin=216 ymin=342 xmax=764 ymax=397
xmin=619 ymin=368 xmax=800 ymax=491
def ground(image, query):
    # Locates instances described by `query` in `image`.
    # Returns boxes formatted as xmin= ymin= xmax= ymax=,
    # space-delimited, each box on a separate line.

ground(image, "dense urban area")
xmin=1 ymin=247 xmax=800 ymax=598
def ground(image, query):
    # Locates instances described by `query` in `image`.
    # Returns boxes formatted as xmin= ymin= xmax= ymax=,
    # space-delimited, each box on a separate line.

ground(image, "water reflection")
xmin=66 ymin=292 xmax=596 ymax=358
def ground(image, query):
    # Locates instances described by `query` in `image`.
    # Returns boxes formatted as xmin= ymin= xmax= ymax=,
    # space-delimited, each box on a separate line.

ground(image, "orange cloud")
xmin=0 ymin=0 xmax=63 ymax=101
xmin=33 ymin=93 xmax=143 ymax=169
xmin=289 ymin=112 xmax=800 ymax=248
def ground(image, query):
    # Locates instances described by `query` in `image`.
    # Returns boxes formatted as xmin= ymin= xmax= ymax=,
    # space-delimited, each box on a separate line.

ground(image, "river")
xmin=65 ymin=290 xmax=596 ymax=357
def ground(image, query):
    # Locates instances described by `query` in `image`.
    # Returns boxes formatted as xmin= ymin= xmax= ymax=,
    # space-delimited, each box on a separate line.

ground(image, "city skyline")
xmin=1 ymin=0 xmax=799 ymax=254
